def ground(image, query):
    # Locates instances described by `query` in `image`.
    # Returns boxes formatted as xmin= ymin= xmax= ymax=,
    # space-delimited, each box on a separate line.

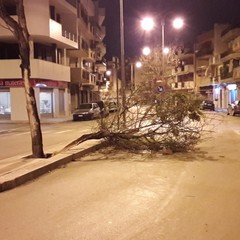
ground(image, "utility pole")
xmin=120 ymin=0 xmax=126 ymax=124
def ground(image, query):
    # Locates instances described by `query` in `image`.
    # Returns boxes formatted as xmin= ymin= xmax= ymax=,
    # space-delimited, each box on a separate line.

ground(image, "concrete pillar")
xmin=53 ymin=88 xmax=59 ymax=117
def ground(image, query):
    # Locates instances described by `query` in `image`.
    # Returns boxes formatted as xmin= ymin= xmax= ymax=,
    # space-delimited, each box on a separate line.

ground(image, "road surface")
xmin=0 ymin=120 xmax=97 ymax=160
xmin=0 ymin=113 xmax=240 ymax=239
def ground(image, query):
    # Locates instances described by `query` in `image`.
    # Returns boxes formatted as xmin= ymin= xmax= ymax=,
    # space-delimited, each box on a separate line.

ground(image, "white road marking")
xmin=56 ymin=130 xmax=72 ymax=134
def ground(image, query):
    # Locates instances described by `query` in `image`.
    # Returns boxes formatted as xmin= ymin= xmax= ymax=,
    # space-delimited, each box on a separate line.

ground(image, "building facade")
xmin=132 ymin=23 xmax=240 ymax=110
xmin=0 ymin=0 xmax=106 ymax=120
xmin=68 ymin=0 xmax=106 ymax=112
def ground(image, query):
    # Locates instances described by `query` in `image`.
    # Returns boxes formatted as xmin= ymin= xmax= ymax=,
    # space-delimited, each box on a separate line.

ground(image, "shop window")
xmin=0 ymin=91 xmax=11 ymax=115
xmin=40 ymin=91 xmax=53 ymax=115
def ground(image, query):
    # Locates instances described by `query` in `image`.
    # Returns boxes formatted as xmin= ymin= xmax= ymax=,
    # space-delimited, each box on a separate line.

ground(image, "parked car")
xmin=200 ymin=100 xmax=215 ymax=111
xmin=227 ymin=100 xmax=240 ymax=116
xmin=72 ymin=103 xmax=100 ymax=121
xmin=107 ymin=101 xmax=118 ymax=112
xmin=94 ymin=100 xmax=109 ymax=117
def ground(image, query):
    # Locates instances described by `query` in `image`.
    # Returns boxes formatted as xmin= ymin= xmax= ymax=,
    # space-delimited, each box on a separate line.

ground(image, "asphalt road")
xmin=0 ymin=112 xmax=240 ymax=240
xmin=0 ymin=120 xmax=97 ymax=160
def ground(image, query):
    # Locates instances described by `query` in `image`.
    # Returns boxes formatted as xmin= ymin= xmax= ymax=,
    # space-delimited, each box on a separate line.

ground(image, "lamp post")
xmin=120 ymin=0 xmax=126 ymax=123
xmin=141 ymin=16 xmax=184 ymax=78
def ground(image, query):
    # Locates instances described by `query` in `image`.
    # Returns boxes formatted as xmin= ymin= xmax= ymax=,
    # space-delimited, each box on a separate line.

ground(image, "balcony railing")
xmin=171 ymin=81 xmax=194 ymax=90
xmin=70 ymin=68 xmax=96 ymax=85
xmin=220 ymin=50 xmax=233 ymax=58
xmin=233 ymin=66 xmax=240 ymax=79
xmin=49 ymin=19 xmax=78 ymax=48
xmin=233 ymin=36 xmax=240 ymax=52
xmin=62 ymin=29 xmax=76 ymax=42
xmin=195 ymin=48 xmax=213 ymax=57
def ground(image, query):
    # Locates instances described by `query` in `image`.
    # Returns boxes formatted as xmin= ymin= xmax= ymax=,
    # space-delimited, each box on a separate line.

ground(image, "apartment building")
xmin=194 ymin=23 xmax=240 ymax=109
xmin=0 ymin=0 xmax=106 ymax=120
xmin=167 ymin=47 xmax=195 ymax=92
xmin=219 ymin=25 xmax=240 ymax=107
xmin=68 ymin=0 xmax=106 ymax=111
xmin=0 ymin=0 xmax=79 ymax=120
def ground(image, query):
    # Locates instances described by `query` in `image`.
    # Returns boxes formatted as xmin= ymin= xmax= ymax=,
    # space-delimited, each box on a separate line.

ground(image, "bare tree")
xmin=0 ymin=0 xmax=44 ymax=158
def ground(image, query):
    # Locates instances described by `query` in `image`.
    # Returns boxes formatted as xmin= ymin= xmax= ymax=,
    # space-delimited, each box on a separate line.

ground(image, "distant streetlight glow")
xmin=140 ymin=17 xmax=154 ymax=31
xmin=163 ymin=47 xmax=170 ymax=54
xmin=173 ymin=17 xmax=184 ymax=29
xmin=142 ymin=46 xmax=151 ymax=56
xmin=106 ymin=70 xmax=111 ymax=76
xmin=135 ymin=61 xmax=142 ymax=68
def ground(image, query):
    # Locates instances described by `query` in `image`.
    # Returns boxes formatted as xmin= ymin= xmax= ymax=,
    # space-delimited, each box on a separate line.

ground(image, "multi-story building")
xmin=0 ymin=0 xmax=78 ymax=120
xmin=68 ymin=0 xmax=106 ymax=111
xmin=194 ymin=23 xmax=240 ymax=109
xmin=218 ymin=25 xmax=240 ymax=107
xmin=194 ymin=24 xmax=229 ymax=108
xmin=167 ymin=47 xmax=195 ymax=92
xmin=0 ymin=0 xmax=106 ymax=120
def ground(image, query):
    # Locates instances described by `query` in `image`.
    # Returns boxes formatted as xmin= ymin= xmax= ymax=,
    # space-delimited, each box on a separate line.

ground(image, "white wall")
xmin=11 ymin=88 xmax=28 ymax=120
xmin=24 ymin=0 xmax=50 ymax=36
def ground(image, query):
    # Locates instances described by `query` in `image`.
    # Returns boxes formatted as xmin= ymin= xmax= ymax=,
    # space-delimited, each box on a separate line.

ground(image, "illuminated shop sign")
xmin=0 ymin=79 xmax=68 ymax=88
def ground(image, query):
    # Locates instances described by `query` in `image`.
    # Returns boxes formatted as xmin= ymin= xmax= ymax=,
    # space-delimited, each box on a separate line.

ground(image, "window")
xmin=0 ymin=91 xmax=11 ymax=116
xmin=40 ymin=91 xmax=53 ymax=115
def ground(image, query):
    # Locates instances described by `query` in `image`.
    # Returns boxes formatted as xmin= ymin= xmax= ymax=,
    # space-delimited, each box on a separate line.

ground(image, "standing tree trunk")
xmin=0 ymin=0 xmax=45 ymax=158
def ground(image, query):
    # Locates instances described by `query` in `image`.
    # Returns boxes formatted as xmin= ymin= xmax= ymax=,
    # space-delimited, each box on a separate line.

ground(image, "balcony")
xmin=221 ymin=27 xmax=240 ymax=42
xmin=93 ymin=25 xmax=106 ymax=42
xmin=220 ymin=71 xmax=233 ymax=81
xmin=171 ymin=81 xmax=194 ymax=90
xmin=0 ymin=59 xmax=70 ymax=82
xmin=171 ymin=64 xmax=194 ymax=75
xmin=195 ymin=48 xmax=213 ymax=58
xmin=233 ymin=66 xmax=240 ymax=80
xmin=220 ymin=49 xmax=240 ymax=62
xmin=232 ymin=36 xmax=240 ymax=52
xmin=98 ymin=8 xmax=106 ymax=25
xmin=49 ymin=19 xmax=78 ymax=49
xmin=195 ymin=75 xmax=212 ymax=87
xmin=70 ymin=68 xmax=96 ymax=86
xmin=68 ymin=48 xmax=95 ymax=61
xmin=209 ymin=55 xmax=221 ymax=65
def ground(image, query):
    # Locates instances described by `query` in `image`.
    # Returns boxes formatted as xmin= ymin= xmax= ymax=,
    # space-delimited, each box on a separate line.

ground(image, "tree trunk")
xmin=23 ymin=68 xmax=45 ymax=158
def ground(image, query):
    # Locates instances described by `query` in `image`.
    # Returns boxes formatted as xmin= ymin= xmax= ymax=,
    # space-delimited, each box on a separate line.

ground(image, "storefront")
xmin=0 ymin=79 xmax=70 ymax=120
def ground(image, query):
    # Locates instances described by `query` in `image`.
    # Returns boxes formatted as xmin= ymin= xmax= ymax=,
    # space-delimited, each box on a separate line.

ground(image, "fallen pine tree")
xmin=53 ymin=84 xmax=207 ymax=156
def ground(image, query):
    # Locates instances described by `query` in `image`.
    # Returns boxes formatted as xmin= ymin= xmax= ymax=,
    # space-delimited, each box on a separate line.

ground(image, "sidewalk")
xmin=0 ymin=117 xmax=105 ymax=192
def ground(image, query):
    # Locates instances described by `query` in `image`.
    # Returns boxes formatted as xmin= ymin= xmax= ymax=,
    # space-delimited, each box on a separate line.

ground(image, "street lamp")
xmin=106 ymin=70 xmax=111 ymax=76
xmin=142 ymin=46 xmax=151 ymax=56
xmin=141 ymin=16 xmax=184 ymax=76
xmin=173 ymin=17 xmax=184 ymax=29
xmin=135 ymin=61 xmax=142 ymax=68
xmin=140 ymin=17 xmax=154 ymax=31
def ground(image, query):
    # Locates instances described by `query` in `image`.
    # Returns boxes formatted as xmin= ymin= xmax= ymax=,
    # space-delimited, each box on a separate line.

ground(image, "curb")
xmin=0 ymin=141 xmax=107 ymax=192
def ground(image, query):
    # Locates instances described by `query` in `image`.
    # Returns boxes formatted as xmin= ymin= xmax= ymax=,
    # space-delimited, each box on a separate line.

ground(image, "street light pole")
xmin=161 ymin=19 xmax=165 ymax=78
xmin=120 ymin=0 xmax=126 ymax=123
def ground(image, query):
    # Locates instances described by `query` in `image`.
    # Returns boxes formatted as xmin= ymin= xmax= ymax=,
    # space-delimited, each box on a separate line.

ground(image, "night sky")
xmin=99 ymin=0 xmax=240 ymax=60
